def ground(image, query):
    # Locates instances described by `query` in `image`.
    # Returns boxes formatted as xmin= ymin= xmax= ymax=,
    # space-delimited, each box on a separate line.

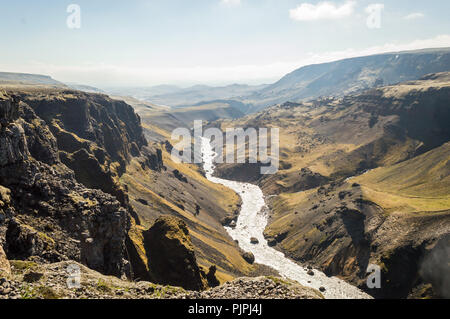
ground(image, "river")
xmin=201 ymin=137 xmax=372 ymax=299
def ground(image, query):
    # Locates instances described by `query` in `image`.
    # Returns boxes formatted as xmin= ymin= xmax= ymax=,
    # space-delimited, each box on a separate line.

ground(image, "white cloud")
xmin=290 ymin=1 xmax=356 ymax=21
xmin=404 ymin=12 xmax=425 ymax=20
xmin=221 ymin=0 xmax=241 ymax=7
xmin=295 ymin=35 xmax=450 ymax=73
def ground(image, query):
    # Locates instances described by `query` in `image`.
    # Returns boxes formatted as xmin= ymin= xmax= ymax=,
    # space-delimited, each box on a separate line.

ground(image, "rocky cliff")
xmin=0 ymin=91 xmax=129 ymax=276
xmin=13 ymin=89 xmax=148 ymax=209
xmin=0 ymin=88 xmax=213 ymax=291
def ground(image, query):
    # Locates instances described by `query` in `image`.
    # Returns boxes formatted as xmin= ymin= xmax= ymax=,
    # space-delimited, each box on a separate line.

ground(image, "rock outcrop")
xmin=143 ymin=216 xmax=210 ymax=291
xmin=242 ymin=252 xmax=255 ymax=264
xmin=14 ymin=90 xmax=148 ymax=209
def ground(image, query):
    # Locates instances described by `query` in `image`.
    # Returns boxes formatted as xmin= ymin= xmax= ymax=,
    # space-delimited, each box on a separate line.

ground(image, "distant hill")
xmin=241 ymin=48 xmax=450 ymax=112
xmin=0 ymin=72 xmax=65 ymax=86
xmin=66 ymin=83 xmax=104 ymax=93
xmin=136 ymin=100 xmax=245 ymax=140
xmin=105 ymin=83 xmax=268 ymax=108
xmin=105 ymin=85 xmax=182 ymax=101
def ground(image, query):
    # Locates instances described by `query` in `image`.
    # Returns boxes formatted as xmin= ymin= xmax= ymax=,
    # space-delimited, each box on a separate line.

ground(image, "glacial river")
xmin=201 ymin=138 xmax=372 ymax=299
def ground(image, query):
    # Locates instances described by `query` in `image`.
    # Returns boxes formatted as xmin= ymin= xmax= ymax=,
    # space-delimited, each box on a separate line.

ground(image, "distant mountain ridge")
xmin=0 ymin=72 xmax=65 ymax=86
xmin=106 ymin=83 xmax=268 ymax=108
xmin=66 ymin=83 xmax=105 ymax=93
xmin=4 ymin=47 xmax=450 ymax=114
xmin=241 ymin=47 xmax=450 ymax=112
xmin=112 ymin=47 xmax=450 ymax=113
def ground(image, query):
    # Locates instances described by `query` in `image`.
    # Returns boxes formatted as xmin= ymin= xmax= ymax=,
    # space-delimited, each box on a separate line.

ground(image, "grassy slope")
xmin=352 ymin=142 xmax=450 ymax=213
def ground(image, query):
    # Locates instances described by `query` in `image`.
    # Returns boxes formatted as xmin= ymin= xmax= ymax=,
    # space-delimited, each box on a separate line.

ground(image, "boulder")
xmin=267 ymin=239 xmax=277 ymax=247
xmin=242 ymin=252 xmax=255 ymax=264
xmin=220 ymin=215 xmax=237 ymax=227
xmin=250 ymin=237 xmax=259 ymax=245
xmin=173 ymin=170 xmax=188 ymax=183
xmin=23 ymin=271 xmax=44 ymax=283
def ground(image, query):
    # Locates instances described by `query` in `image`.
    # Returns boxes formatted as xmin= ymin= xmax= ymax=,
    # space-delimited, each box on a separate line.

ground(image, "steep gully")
xmin=201 ymin=137 xmax=372 ymax=299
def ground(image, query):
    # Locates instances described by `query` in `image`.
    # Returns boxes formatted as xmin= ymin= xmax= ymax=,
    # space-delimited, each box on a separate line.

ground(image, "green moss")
xmin=265 ymin=276 xmax=291 ymax=286
xmin=10 ymin=261 xmax=39 ymax=273
xmin=20 ymin=284 xmax=38 ymax=299
xmin=37 ymin=232 xmax=56 ymax=248
xmin=20 ymin=224 xmax=56 ymax=248
xmin=152 ymin=285 xmax=184 ymax=298
xmin=415 ymin=284 xmax=434 ymax=299
xmin=96 ymin=279 xmax=112 ymax=293
xmin=319 ymin=234 xmax=328 ymax=244
xmin=19 ymin=284 xmax=60 ymax=299
xmin=36 ymin=286 xmax=60 ymax=299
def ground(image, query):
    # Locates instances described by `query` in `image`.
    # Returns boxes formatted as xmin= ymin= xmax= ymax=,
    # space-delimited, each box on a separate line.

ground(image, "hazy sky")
xmin=1 ymin=0 xmax=450 ymax=87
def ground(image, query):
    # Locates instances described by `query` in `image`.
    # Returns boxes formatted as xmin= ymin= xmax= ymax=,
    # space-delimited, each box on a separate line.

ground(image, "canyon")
xmin=1 ymin=51 xmax=449 ymax=300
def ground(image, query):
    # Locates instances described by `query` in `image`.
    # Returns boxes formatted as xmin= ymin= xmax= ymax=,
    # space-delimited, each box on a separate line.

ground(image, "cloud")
xmin=290 ymin=1 xmax=356 ymax=21
xmin=404 ymin=12 xmax=425 ymax=20
xmin=221 ymin=0 xmax=241 ymax=7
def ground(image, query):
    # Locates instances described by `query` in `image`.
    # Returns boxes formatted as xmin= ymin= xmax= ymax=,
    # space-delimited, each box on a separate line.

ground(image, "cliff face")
xmin=0 ymin=92 xmax=130 ymax=276
xmin=14 ymin=90 xmax=148 ymax=208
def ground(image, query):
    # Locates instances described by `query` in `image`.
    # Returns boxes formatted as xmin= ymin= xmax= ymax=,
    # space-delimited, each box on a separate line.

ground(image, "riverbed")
xmin=201 ymin=137 xmax=372 ymax=299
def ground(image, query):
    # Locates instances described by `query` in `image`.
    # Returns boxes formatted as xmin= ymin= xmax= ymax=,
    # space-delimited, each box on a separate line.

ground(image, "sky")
xmin=1 ymin=0 xmax=450 ymax=87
